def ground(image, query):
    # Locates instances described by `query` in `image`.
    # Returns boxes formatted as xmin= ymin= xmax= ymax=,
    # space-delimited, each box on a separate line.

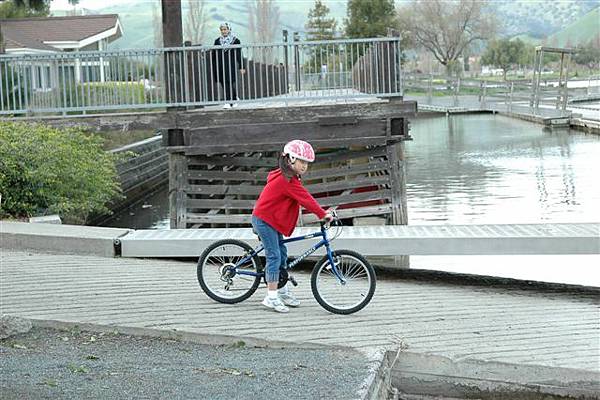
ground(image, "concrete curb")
xmin=6 ymin=317 xmax=599 ymax=399
xmin=390 ymin=351 xmax=600 ymax=399
xmin=357 ymin=347 xmax=393 ymax=400
xmin=0 ymin=221 xmax=129 ymax=257
xmin=29 ymin=318 xmax=342 ymax=351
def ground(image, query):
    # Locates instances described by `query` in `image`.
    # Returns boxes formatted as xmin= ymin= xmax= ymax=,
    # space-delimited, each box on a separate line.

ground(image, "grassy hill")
xmin=545 ymin=7 xmax=600 ymax=47
xmin=53 ymin=0 xmax=348 ymax=50
xmin=50 ymin=0 xmax=599 ymax=50
xmin=493 ymin=0 xmax=599 ymax=37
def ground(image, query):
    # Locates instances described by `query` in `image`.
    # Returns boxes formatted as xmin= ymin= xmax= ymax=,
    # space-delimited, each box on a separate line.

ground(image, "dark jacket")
xmin=212 ymin=37 xmax=242 ymax=83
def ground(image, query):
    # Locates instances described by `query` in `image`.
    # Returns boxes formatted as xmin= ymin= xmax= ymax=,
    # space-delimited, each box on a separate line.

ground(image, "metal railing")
xmin=403 ymin=73 xmax=599 ymax=118
xmin=0 ymin=37 xmax=403 ymax=115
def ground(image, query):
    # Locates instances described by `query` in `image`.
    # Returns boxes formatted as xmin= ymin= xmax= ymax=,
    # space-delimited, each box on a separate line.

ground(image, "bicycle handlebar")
xmin=320 ymin=208 xmax=339 ymax=228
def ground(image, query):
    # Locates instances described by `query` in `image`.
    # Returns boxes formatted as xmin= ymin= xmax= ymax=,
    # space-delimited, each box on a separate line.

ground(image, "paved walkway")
xmin=1 ymin=250 xmax=598 ymax=373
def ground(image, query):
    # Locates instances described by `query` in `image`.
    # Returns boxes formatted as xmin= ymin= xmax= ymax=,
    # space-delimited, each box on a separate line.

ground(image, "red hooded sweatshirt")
xmin=253 ymin=169 xmax=327 ymax=236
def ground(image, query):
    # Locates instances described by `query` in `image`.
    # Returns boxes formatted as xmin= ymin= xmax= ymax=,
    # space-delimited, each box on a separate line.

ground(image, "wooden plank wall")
xmin=169 ymin=145 xmax=401 ymax=229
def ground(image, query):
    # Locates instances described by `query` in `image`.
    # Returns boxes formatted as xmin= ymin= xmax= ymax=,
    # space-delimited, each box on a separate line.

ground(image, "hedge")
xmin=0 ymin=121 xmax=122 ymax=224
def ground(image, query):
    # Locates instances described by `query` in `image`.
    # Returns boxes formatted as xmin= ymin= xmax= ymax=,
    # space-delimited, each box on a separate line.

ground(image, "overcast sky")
xmin=51 ymin=0 xmax=146 ymax=10
xmin=50 ymin=0 xmax=347 ymax=11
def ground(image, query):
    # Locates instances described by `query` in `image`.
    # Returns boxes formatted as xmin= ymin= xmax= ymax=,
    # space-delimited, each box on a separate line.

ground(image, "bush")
xmin=0 ymin=121 xmax=122 ymax=224
xmin=27 ymin=83 xmax=147 ymax=113
xmin=63 ymin=82 xmax=147 ymax=110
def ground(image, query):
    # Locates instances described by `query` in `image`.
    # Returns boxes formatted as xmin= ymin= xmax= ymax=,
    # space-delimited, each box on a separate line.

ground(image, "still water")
xmin=104 ymin=114 xmax=600 ymax=286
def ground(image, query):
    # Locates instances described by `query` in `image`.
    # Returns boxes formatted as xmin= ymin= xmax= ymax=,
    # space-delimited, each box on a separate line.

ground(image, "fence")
xmin=403 ymin=73 xmax=600 ymax=117
xmin=0 ymin=37 xmax=403 ymax=115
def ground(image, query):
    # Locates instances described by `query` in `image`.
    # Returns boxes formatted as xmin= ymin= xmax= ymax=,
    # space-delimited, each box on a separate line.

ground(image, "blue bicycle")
xmin=197 ymin=212 xmax=376 ymax=314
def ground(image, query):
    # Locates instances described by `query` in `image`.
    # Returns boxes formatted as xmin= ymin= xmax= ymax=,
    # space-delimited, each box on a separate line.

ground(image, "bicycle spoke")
xmin=312 ymin=252 xmax=375 ymax=314
xmin=198 ymin=241 xmax=262 ymax=303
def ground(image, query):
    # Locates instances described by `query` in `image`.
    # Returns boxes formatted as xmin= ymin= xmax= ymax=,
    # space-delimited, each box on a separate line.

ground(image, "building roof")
xmin=0 ymin=14 xmax=122 ymax=53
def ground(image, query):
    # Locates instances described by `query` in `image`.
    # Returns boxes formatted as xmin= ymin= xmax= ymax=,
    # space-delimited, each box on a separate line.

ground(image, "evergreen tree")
xmin=304 ymin=0 xmax=337 ymax=74
xmin=306 ymin=0 xmax=337 ymax=41
xmin=344 ymin=0 xmax=395 ymax=39
xmin=0 ymin=0 xmax=50 ymax=19
xmin=1 ymin=0 xmax=52 ymax=53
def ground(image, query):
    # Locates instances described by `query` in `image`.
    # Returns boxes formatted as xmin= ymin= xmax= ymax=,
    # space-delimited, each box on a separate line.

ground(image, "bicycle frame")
xmin=233 ymin=223 xmax=346 ymax=283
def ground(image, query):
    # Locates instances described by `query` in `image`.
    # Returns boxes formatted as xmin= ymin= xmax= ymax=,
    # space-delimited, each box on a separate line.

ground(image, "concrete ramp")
xmin=119 ymin=223 xmax=600 ymax=258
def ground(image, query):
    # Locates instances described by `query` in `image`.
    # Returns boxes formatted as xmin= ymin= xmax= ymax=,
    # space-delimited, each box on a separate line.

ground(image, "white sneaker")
xmin=222 ymin=104 xmax=232 ymax=109
xmin=262 ymin=296 xmax=289 ymax=313
xmin=279 ymin=292 xmax=300 ymax=307
xmin=232 ymin=103 xmax=238 ymax=108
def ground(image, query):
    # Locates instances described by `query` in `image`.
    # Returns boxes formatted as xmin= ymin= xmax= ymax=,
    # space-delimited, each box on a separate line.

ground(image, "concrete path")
xmin=1 ymin=250 xmax=598 ymax=374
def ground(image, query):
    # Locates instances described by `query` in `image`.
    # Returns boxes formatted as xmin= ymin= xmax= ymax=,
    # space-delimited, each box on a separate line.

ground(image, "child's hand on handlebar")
xmin=323 ymin=211 xmax=334 ymax=223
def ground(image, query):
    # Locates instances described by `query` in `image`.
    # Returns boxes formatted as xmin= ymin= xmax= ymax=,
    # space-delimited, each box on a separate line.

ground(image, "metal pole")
xmin=562 ymin=53 xmax=571 ymax=112
xmin=293 ymin=32 xmax=301 ymax=91
xmin=557 ymin=53 xmax=565 ymax=110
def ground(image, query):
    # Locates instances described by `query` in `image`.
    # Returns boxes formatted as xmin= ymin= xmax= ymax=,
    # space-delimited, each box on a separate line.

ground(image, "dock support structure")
xmin=164 ymin=103 xmax=415 ymax=230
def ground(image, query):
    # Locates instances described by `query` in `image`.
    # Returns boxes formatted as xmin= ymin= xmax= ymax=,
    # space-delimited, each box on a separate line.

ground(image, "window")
xmin=32 ymin=65 xmax=52 ymax=91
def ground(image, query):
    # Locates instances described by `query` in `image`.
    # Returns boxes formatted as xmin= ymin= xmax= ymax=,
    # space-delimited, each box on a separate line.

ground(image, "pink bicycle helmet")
xmin=283 ymin=140 xmax=315 ymax=162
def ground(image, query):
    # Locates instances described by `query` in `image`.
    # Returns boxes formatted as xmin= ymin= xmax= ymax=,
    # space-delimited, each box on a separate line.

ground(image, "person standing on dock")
xmin=252 ymin=140 xmax=333 ymax=313
xmin=213 ymin=22 xmax=245 ymax=109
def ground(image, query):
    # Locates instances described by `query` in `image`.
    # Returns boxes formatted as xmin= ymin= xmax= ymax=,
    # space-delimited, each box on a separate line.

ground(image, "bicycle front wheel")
xmin=311 ymin=250 xmax=376 ymax=315
xmin=197 ymin=239 xmax=262 ymax=304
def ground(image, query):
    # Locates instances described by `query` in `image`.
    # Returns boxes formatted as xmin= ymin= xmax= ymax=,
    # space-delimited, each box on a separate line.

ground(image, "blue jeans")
xmin=251 ymin=216 xmax=287 ymax=283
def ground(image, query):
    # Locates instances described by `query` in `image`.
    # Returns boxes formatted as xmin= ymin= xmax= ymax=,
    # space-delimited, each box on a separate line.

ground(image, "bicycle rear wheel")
xmin=197 ymin=239 xmax=262 ymax=304
xmin=311 ymin=250 xmax=376 ymax=315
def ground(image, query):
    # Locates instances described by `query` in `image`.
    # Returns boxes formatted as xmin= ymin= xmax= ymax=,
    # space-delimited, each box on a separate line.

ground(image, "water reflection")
xmin=405 ymin=114 xmax=599 ymax=225
xmin=103 ymin=188 xmax=170 ymax=230
xmin=405 ymin=114 xmax=599 ymax=286
xmin=103 ymin=114 xmax=600 ymax=286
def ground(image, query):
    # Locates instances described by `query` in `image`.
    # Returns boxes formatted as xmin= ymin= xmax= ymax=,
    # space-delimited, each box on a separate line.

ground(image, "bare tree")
xmin=398 ymin=0 xmax=497 ymax=76
xmin=152 ymin=0 xmax=163 ymax=49
xmin=185 ymin=0 xmax=208 ymax=45
xmin=247 ymin=0 xmax=280 ymax=63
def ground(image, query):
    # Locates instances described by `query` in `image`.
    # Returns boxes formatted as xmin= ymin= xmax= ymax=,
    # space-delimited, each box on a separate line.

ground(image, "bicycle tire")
xmin=197 ymin=239 xmax=262 ymax=304
xmin=311 ymin=250 xmax=376 ymax=315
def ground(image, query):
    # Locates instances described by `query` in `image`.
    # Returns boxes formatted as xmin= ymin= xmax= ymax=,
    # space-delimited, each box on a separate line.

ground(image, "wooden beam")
xmin=9 ymin=100 xmax=417 ymax=133
xmin=161 ymin=0 xmax=182 ymax=47
xmin=172 ymin=137 xmax=402 ymax=155
xmin=168 ymin=152 xmax=187 ymax=229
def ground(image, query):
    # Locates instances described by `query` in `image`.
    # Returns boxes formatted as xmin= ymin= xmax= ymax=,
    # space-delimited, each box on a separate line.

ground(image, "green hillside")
xmin=53 ymin=0 xmax=348 ymax=50
xmin=50 ymin=1 xmax=599 ymax=51
xmin=511 ymin=34 xmax=541 ymax=46
xmin=494 ymin=0 xmax=599 ymax=37
xmin=545 ymin=7 xmax=600 ymax=47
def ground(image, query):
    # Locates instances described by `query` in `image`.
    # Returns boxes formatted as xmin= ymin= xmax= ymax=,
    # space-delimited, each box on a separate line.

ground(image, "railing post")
xmin=480 ymin=80 xmax=487 ymax=109
xmin=427 ymin=75 xmax=432 ymax=104
xmin=283 ymin=30 xmax=290 ymax=94
xmin=453 ymin=77 xmax=460 ymax=107
xmin=509 ymin=81 xmax=514 ymax=113
xmin=562 ymin=53 xmax=571 ymax=112
xmin=293 ymin=32 xmax=301 ymax=91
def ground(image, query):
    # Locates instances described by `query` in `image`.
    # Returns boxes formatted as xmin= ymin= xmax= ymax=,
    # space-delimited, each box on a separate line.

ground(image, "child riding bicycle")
xmin=252 ymin=140 xmax=333 ymax=313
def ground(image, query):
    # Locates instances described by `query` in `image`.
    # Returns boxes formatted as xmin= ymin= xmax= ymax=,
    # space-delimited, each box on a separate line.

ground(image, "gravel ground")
xmin=1 ymin=326 xmax=375 ymax=400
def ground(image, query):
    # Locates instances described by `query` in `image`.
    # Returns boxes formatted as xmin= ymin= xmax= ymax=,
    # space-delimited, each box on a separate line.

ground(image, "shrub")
xmin=0 ymin=121 xmax=122 ymax=224
xmin=27 ymin=83 xmax=147 ymax=112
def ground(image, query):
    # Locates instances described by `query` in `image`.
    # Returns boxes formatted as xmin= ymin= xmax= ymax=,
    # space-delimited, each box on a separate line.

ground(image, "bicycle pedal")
xmin=288 ymin=275 xmax=298 ymax=287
